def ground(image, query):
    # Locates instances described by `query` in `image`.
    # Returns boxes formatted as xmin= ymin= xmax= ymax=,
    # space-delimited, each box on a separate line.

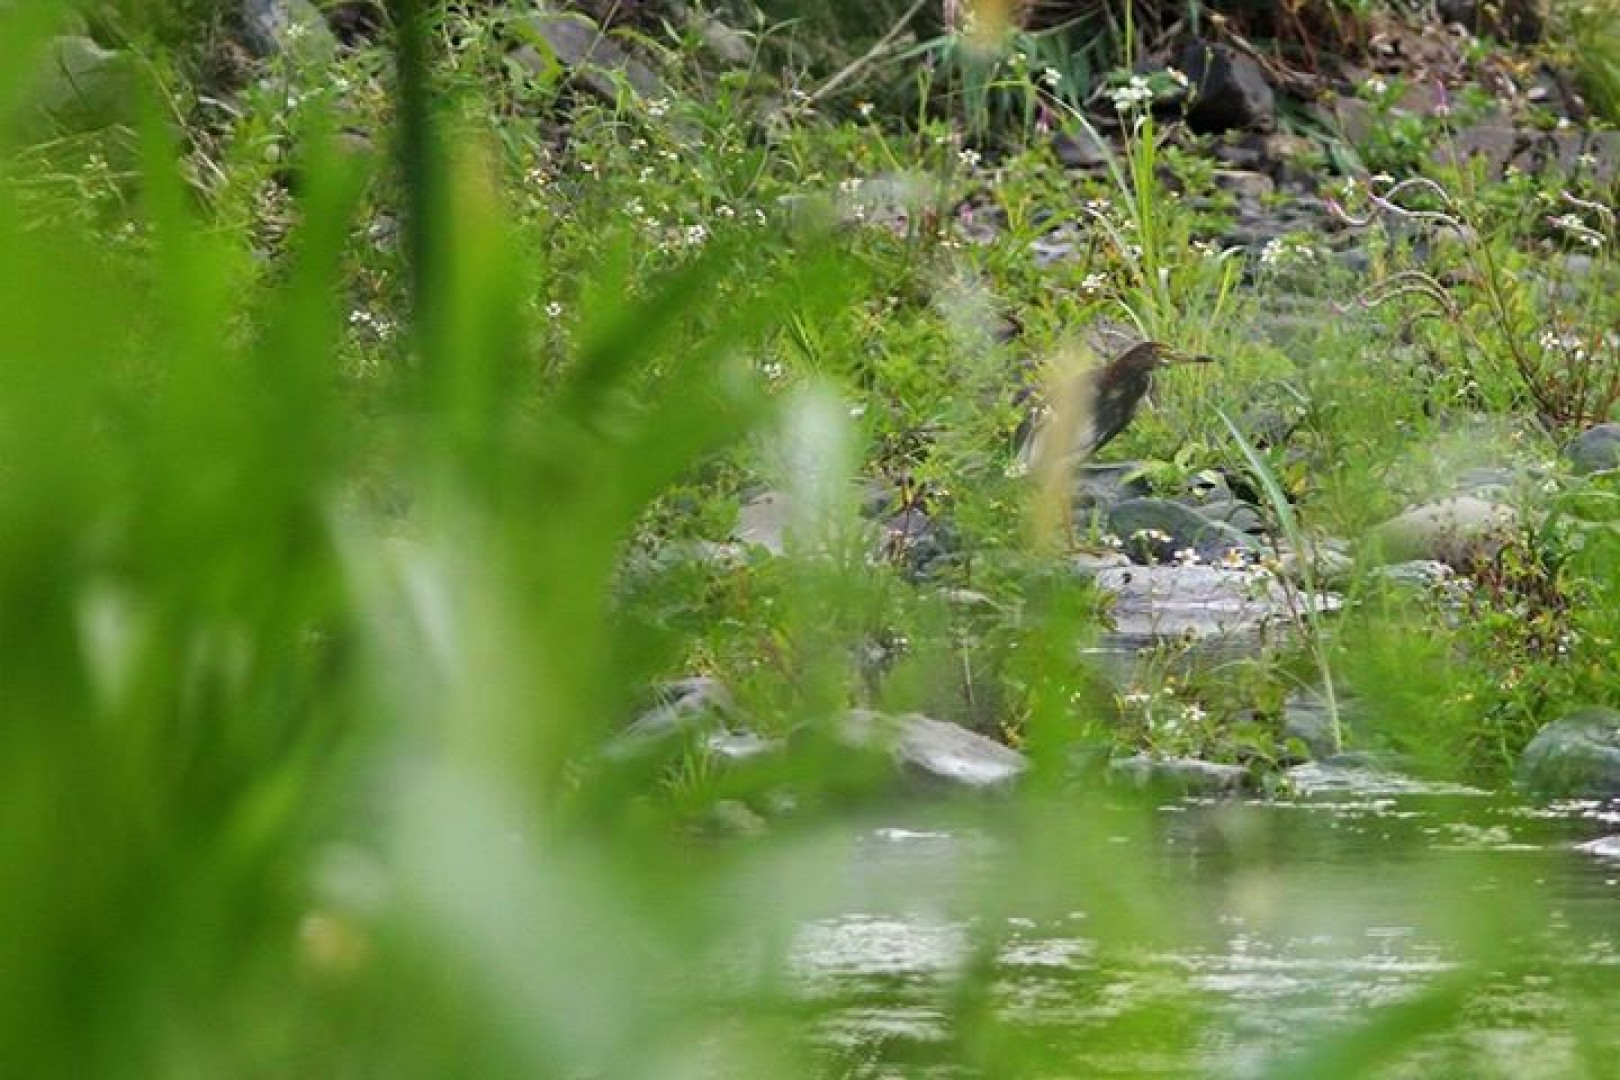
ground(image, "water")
xmin=757 ymin=777 xmax=1620 ymax=1078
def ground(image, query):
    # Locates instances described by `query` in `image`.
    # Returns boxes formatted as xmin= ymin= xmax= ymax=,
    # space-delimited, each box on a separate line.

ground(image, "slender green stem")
xmin=1217 ymin=407 xmax=1342 ymax=754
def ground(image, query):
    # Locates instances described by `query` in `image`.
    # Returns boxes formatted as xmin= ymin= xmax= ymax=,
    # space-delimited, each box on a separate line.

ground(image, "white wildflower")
xmin=1041 ymin=67 xmax=1063 ymax=89
xmin=1110 ymin=75 xmax=1154 ymax=112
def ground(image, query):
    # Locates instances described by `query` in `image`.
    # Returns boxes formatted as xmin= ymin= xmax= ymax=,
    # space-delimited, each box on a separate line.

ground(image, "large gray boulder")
xmin=840 ymin=710 xmax=1028 ymax=793
xmin=240 ymin=0 xmax=337 ymax=60
xmin=1516 ymin=707 xmax=1620 ymax=798
xmin=1367 ymin=496 xmax=1518 ymax=569
xmin=1089 ymin=563 xmax=1341 ymax=644
xmin=1564 ymin=423 xmax=1620 ymax=475
xmin=1175 ymin=39 xmax=1275 ymax=133
xmin=512 ymin=12 xmax=663 ymax=102
xmin=22 ymin=37 xmax=138 ymax=137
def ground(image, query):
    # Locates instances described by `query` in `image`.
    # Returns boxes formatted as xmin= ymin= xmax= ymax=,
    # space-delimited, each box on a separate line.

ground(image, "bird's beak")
xmin=1162 ymin=348 xmax=1218 ymax=365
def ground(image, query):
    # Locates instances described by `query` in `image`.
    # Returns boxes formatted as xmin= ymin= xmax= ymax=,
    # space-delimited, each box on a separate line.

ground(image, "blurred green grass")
xmin=4 ymin=4 xmax=1620 ymax=1076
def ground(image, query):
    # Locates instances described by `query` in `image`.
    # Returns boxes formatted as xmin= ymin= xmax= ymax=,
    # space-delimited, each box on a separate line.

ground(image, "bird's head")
xmin=1129 ymin=342 xmax=1219 ymax=372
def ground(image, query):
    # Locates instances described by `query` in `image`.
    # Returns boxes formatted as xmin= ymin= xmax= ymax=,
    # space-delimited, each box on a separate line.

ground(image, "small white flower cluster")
xmin=1041 ymin=67 xmax=1063 ymax=90
xmin=1259 ymin=237 xmax=1320 ymax=267
xmin=1551 ymin=212 xmax=1605 ymax=250
xmin=348 ymin=308 xmax=396 ymax=340
xmin=1539 ymin=328 xmax=1590 ymax=360
xmin=1130 ymin=527 xmax=1172 ymax=545
xmin=1173 ymin=547 xmax=1200 ymax=565
xmin=1080 ymin=272 xmax=1108 ymax=296
xmin=958 ymin=147 xmax=982 ymax=169
xmin=645 ymin=97 xmax=671 ymax=119
xmin=544 ymin=301 xmax=565 ymax=320
xmin=1119 ymin=683 xmax=1208 ymax=738
xmin=1110 ymin=75 xmax=1154 ymax=112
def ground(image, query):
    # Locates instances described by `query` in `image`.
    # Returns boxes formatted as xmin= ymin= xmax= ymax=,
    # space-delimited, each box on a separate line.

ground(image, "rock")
xmin=1276 ymin=541 xmax=1354 ymax=584
xmin=1367 ymin=496 xmax=1518 ymax=568
xmin=1053 ymin=126 xmax=1113 ymax=169
xmin=840 ymin=710 xmax=1028 ymax=793
xmin=1104 ymin=498 xmax=1262 ymax=564
xmin=877 ymin=505 xmax=951 ymax=572
xmin=513 ymin=12 xmax=663 ymax=102
xmin=700 ymin=799 xmax=768 ymax=837
xmin=1437 ymin=0 xmax=1543 ymax=42
xmin=1282 ymin=694 xmax=1341 ymax=759
xmin=1454 ymin=465 xmax=1519 ymax=497
xmin=324 ymin=1 xmax=385 ymax=45
xmin=240 ymin=0 xmax=337 ymax=60
xmin=1193 ymin=498 xmax=1267 ymax=536
xmin=1320 ymin=94 xmax=1374 ymax=144
xmin=1371 ymin=559 xmax=1456 ymax=590
xmin=1435 ymin=125 xmax=1519 ymax=177
xmin=1073 ymin=461 xmax=1151 ymax=510
xmin=1564 ymin=423 xmax=1620 ymax=475
xmin=1108 ymin=754 xmax=1249 ymax=795
xmin=23 ymin=36 xmax=138 ymax=137
xmin=610 ymin=677 xmax=762 ymax=760
xmin=1212 ymin=140 xmax=1266 ymax=170
xmin=691 ymin=11 xmax=752 ymax=65
xmin=1212 ymin=168 xmax=1274 ymax=201
xmin=1091 ymin=563 xmax=1342 ymax=645
xmin=1175 ymin=39 xmax=1275 ymax=133
xmin=735 ymin=489 xmax=790 ymax=555
xmin=1577 ymin=835 xmax=1620 ymax=860
xmin=1072 ymin=550 xmax=1132 ymax=573
xmin=1516 ymin=707 xmax=1620 ymax=797
xmin=1287 ymin=758 xmax=1486 ymax=797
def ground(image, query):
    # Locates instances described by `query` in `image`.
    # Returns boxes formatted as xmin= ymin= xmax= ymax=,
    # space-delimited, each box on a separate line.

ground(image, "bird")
xmin=1017 ymin=341 xmax=1216 ymax=468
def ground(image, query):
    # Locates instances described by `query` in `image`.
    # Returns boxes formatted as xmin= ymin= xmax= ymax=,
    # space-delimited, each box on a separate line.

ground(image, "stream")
xmin=751 ymin=773 xmax=1620 ymax=1078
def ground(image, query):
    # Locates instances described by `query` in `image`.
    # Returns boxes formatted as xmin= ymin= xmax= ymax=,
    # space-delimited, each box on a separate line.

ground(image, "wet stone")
xmin=1517 ymin=707 xmax=1620 ymax=798
xmin=1564 ymin=423 xmax=1620 ymax=475
xmin=1108 ymin=754 xmax=1249 ymax=795
xmin=841 ymin=710 xmax=1028 ymax=793
xmin=1090 ymin=563 xmax=1341 ymax=646
xmin=1073 ymin=461 xmax=1152 ymax=510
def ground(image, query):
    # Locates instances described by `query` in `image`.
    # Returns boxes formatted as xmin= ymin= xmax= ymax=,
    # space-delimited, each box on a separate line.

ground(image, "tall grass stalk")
xmin=1217 ymin=407 xmax=1342 ymax=754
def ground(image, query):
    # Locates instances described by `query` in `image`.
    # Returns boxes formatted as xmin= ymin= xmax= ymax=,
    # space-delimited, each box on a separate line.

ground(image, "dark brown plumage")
xmin=1019 ymin=342 xmax=1215 ymax=466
